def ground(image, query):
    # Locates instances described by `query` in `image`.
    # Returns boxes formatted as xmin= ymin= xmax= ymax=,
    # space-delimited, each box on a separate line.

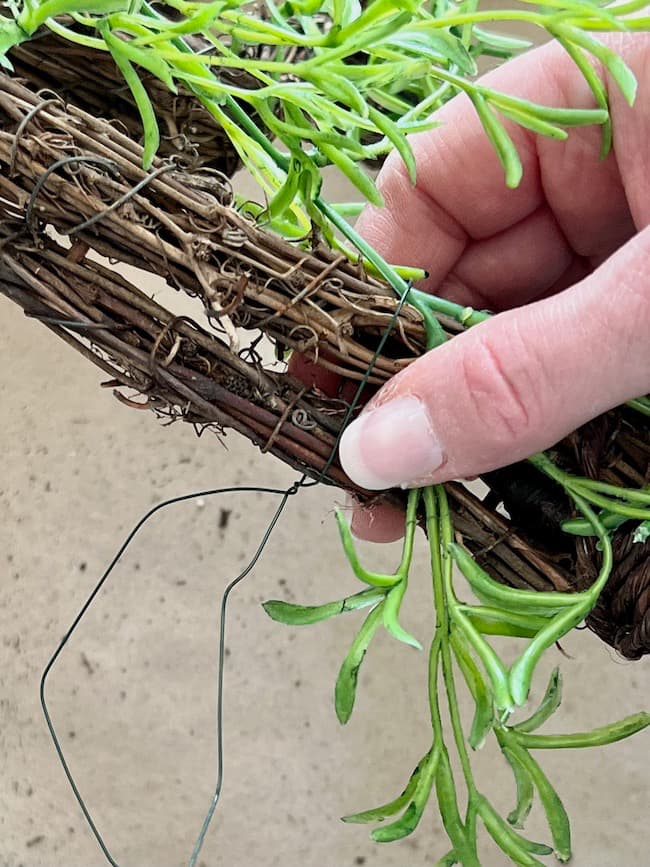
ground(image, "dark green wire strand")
xmin=40 ymin=281 xmax=412 ymax=866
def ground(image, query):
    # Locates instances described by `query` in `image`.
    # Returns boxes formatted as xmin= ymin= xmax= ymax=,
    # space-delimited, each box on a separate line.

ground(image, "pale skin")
xmin=338 ymin=32 xmax=650 ymax=542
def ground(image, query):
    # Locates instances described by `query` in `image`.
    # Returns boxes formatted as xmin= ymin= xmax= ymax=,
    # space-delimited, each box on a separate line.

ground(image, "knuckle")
xmin=459 ymin=328 xmax=542 ymax=445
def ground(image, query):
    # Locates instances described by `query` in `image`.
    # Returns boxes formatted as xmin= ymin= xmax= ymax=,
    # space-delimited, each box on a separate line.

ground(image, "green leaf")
xmin=462 ymin=606 xmax=546 ymax=639
xmin=371 ymin=746 xmax=440 ymax=842
xmin=277 ymin=103 xmax=370 ymax=158
xmin=435 ymin=749 xmax=479 ymax=865
xmin=515 ymin=668 xmax=562 ymax=734
xmin=329 ymin=0 xmax=362 ymax=28
xmin=627 ymin=396 xmax=650 ymax=417
xmin=449 ymin=543 xmax=581 ymax=617
xmin=514 ymin=711 xmax=650 ymax=750
xmin=561 ymin=511 xmax=627 ymax=536
xmin=490 ymin=96 xmax=608 ymax=129
xmin=265 ymin=160 xmax=302 ymax=221
xmin=342 ymin=749 xmax=430 ymax=824
xmin=502 ymin=746 xmax=535 ymax=830
xmin=559 ymin=27 xmax=637 ymax=106
xmin=453 ymin=609 xmax=514 ymax=714
xmin=383 ymin=580 xmax=422 ymax=650
xmin=262 ymin=586 xmax=386 ymax=626
xmin=367 ymin=105 xmax=417 ymax=184
xmin=152 ymin=0 xmax=227 ymax=37
xmin=478 ymin=797 xmax=550 ymax=865
xmin=307 ymin=67 xmax=368 ymax=117
xmin=450 ymin=630 xmax=494 ymax=751
xmin=101 ymin=24 xmax=159 ymax=167
xmin=493 ymin=104 xmax=567 ymax=141
xmin=380 ymin=29 xmax=475 ymax=76
xmin=0 ymin=16 xmax=26 ymax=68
xmin=509 ymin=603 xmax=589 ymax=707
xmin=507 ymin=745 xmax=572 ymax=862
xmin=435 ymin=852 xmax=459 ymax=867
xmin=470 ymin=91 xmax=522 ymax=188
xmin=472 ymin=25 xmax=531 ymax=57
xmin=329 ymin=201 xmax=365 ymax=217
xmin=335 ymin=601 xmax=385 ymax=724
xmin=23 ymin=0 xmax=128 ymax=32
xmin=633 ymin=520 xmax=650 ymax=544
xmin=555 ymin=37 xmax=612 ymax=156
xmin=335 ymin=508 xmax=400 ymax=588
xmin=107 ymin=33 xmax=178 ymax=93
xmin=319 ymin=143 xmax=384 ymax=206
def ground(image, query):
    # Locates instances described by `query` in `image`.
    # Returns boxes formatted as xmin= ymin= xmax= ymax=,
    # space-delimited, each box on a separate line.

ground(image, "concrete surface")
xmin=1 ymin=166 xmax=648 ymax=867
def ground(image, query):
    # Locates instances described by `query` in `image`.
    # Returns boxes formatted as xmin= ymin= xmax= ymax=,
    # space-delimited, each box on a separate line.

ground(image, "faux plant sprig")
xmin=2 ymin=1 xmax=649 ymax=864
xmin=264 ymin=486 xmax=650 ymax=865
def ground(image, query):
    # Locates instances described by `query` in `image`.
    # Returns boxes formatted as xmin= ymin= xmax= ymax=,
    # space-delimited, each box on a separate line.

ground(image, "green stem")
xmin=315 ymin=198 xmax=447 ymax=349
xmin=397 ymin=488 xmax=420 ymax=576
xmin=425 ymin=487 xmax=480 ymax=864
xmin=436 ymin=487 xmax=475 ymax=790
xmin=627 ymin=396 xmax=650 ymax=416
xmin=409 ymin=289 xmax=491 ymax=328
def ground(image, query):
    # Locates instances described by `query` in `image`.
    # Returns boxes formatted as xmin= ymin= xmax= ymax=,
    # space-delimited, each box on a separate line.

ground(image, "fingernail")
xmin=339 ymin=396 xmax=444 ymax=490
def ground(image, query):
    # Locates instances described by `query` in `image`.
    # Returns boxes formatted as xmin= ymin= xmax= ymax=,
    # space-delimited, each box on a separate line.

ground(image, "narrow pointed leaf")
xmin=370 ymin=746 xmax=439 ymax=842
xmin=478 ymin=797 xmax=549 ymax=865
xmin=342 ymin=750 xmax=430 ymax=824
xmin=514 ymin=711 xmax=650 ymax=750
xmin=435 ymin=750 xmax=480 ymax=865
xmin=561 ymin=28 xmax=637 ymax=105
xmin=319 ymin=143 xmax=383 ymax=206
xmin=472 ymin=25 xmax=531 ymax=56
xmin=502 ymin=746 xmax=535 ymax=829
xmin=435 ymin=852 xmax=459 ymax=867
xmin=494 ymin=104 xmax=567 ymax=141
xmin=266 ymin=164 xmax=302 ymax=221
xmin=335 ymin=509 xmax=400 ymax=587
xmin=383 ymin=581 xmax=422 ymax=650
xmin=102 ymin=27 xmax=159 ymax=168
xmin=555 ymin=38 xmax=611 ymax=156
xmin=462 ymin=606 xmax=545 ymax=639
xmin=453 ymin=610 xmax=514 ymax=713
xmin=515 ymin=668 xmax=562 ymax=734
xmin=509 ymin=603 xmax=588 ymax=706
xmin=111 ymin=35 xmax=178 ymax=93
xmin=470 ymin=92 xmax=522 ymax=188
xmin=263 ymin=587 xmax=386 ymax=626
xmin=449 ymin=543 xmax=576 ymax=616
xmin=507 ymin=745 xmax=572 ymax=862
xmin=367 ymin=105 xmax=417 ymax=183
xmin=335 ymin=602 xmax=385 ymax=724
xmin=450 ymin=630 xmax=494 ymax=751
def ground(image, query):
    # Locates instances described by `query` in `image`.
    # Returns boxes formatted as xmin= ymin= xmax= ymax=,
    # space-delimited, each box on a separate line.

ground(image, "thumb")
xmin=339 ymin=230 xmax=650 ymax=490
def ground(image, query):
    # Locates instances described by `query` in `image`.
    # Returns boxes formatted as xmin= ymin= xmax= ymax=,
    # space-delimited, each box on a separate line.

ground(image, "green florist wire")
xmin=2 ymin=0 xmax=649 ymax=864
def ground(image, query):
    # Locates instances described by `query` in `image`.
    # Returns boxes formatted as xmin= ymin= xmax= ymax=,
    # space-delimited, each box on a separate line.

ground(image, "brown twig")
xmin=0 ymin=47 xmax=648 ymax=657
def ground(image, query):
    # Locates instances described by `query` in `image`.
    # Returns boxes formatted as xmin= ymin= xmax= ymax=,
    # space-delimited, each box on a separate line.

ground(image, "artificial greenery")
xmin=4 ymin=0 xmax=650 ymax=345
xmin=265 ymin=480 xmax=650 ymax=865
xmin=2 ymin=0 xmax=649 ymax=864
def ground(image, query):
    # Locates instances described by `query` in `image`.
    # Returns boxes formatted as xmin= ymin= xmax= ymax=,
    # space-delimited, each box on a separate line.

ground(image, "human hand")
xmin=337 ymin=33 xmax=650 ymax=542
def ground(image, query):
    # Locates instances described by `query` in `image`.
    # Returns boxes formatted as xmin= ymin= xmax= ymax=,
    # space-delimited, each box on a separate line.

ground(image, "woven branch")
xmin=1 ymin=48 xmax=648 ymax=657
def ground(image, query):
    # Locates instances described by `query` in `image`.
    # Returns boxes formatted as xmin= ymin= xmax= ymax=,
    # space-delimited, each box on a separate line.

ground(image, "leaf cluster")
xmin=263 ymin=485 xmax=650 ymax=866
xmin=1 ymin=0 xmax=646 ymax=236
